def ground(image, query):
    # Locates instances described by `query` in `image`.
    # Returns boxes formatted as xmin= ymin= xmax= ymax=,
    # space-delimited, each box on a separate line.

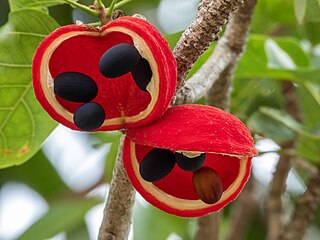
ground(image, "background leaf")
xmin=0 ymin=9 xmax=59 ymax=168
xmin=260 ymin=107 xmax=320 ymax=139
xmin=18 ymin=198 xmax=101 ymax=240
xmin=9 ymin=0 xmax=66 ymax=12
xmin=0 ymin=150 xmax=68 ymax=199
xmin=133 ymin=201 xmax=194 ymax=240
xmin=294 ymin=0 xmax=307 ymax=24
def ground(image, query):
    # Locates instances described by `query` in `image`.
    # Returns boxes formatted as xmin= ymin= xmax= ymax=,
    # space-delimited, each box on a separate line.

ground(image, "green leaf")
xmin=9 ymin=0 xmax=65 ymax=12
xmin=0 ymin=150 xmax=68 ymax=199
xmin=294 ymin=0 xmax=307 ymax=24
xmin=18 ymin=198 xmax=101 ymax=240
xmin=304 ymin=21 xmax=320 ymax=45
xmin=304 ymin=0 xmax=320 ymax=22
xmin=296 ymin=82 xmax=320 ymax=164
xmin=297 ymin=134 xmax=320 ymax=164
xmin=236 ymin=35 xmax=320 ymax=84
xmin=298 ymin=82 xmax=320 ymax=127
xmin=265 ymin=39 xmax=296 ymax=70
xmin=260 ymin=107 xmax=320 ymax=140
xmin=133 ymin=201 xmax=194 ymax=240
xmin=92 ymin=131 xmax=121 ymax=144
xmin=165 ymin=32 xmax=182 ymax=50
xmin=0 ymin=9 xmax=59 ymax=168
xmin=247 ymin=111 xmax=294 ymax=143
xmin=66 ymin=220 xmax=90 ymax=240
xmin=231 ymin=78 xmax=282 ymax=118
xmin=105 ymin=140 xmax=120 ymax=182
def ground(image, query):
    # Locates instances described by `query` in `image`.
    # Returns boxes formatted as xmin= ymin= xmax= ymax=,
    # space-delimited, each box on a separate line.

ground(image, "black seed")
xmin=99 ymin=43 xmax=141 ymax=78
xmin=54 ymin=72 xmax=98 ymax=102
xmin=175 ymin=152 xmax=206 ymax=172
xmin=131 ymin=58 xmax=152 ymax=91
xmin=139 ymin=148 xmax=176 ymax=182
xmin=73 ymin=102 xmax=105 ymax=131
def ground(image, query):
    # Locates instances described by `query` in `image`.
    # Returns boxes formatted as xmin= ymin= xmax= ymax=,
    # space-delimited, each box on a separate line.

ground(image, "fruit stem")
xmin=96 ymin=0 xmax=104 ymax=9
xmin=112 ymin=0 xmax=132 ymax=10
xmin=62 ymin=0 xmax=98 ymax=17
xmin=107 ymin=0 xmax=118 ymax=17
xmin=92 ymin=0 xmax=109 ymax=25
xmin=88 ymin=21 xmax=102 ymax=27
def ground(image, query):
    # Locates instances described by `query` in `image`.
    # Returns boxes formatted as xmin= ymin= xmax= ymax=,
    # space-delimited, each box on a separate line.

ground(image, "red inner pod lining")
xmin=135 ymin=144 xmax=240 ymax=200
xmin=49 ymin=32 xmax=151 ymax=119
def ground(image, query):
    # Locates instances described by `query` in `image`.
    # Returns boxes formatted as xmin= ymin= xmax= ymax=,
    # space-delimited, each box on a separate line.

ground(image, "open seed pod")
xmin=32 ymin=16 xmax=176 ymax=131
xmin=123 ymin=104 xmax=258 ymax=217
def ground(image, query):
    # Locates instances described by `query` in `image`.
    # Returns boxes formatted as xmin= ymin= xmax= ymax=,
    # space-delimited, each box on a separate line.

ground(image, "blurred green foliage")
xmin=0 ymin=0 xmax=319 ymax=239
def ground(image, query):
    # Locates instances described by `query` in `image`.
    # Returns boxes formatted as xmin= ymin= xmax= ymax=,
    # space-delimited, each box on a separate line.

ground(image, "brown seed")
xmin=192 ymin=167 xmax=223 ymax=204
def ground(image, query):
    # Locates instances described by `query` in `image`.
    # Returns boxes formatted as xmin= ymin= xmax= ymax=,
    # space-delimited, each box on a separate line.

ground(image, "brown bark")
xmin=280 ymin=167 xmax=320 ymax=240
xmin=98 ymin=137 xmax=136 ymax=240
xmin=225 ymin=178 xmax=258 ymax=240
xmin=173 ymin=0 xmax=248 ymax=88
xmin=174 ymin=0 xmax=256 ymax=105
xmin=197 ymin=1 xmax=257 ymax=239
xmin=98 ymin=1 xmax=257 ymax=239
xmin=266 ymin=149 xmax=293 ymax=240
xmin=196 ymin=212 xmax=221 ymax=240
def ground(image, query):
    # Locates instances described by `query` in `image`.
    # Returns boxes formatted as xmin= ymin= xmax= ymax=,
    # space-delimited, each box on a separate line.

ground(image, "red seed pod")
xmin=123 ymin=104 xmax=258 ymax=217
xmin=32 ymin=16 xmax=176 ymax=131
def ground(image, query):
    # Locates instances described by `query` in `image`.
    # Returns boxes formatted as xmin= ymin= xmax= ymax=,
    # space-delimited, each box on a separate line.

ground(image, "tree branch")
xmin=98 ymin=1 xmax=256 ymax=239
xmin=98 ymin=137 xmax=136 ymax=240
xmin=196 ymin=212 xmax=221 ymax=240
xmin=265 ymin=145 xmax=293 ymax=240
xmin=194 ymin=0 xmax=257 ymax=239
xmin=265 ymin=80 xmax=304 ymax=240
xmin=173 ymin=0 xmax=248 ymax=88
xmin=280 ymin=167 xmax=320 ymax=240
xmin=225 ymin=178 xmax=259 ymax=240
xmin=174 ymin=0 xmax=256 ymax=105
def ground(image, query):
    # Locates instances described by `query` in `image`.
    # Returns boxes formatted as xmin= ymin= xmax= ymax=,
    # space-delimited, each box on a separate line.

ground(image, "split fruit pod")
xmin=123 ymin=104 xmax=258 ymax=217
xmin=32 ymin=16 xmax=177 ymax=131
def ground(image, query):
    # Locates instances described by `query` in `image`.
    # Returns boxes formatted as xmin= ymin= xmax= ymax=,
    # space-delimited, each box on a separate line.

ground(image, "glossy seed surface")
xmin=131 ymin=58 xmax=152 ymax=91
xmin=54 ymin=72 xmax=98 ymax=102
xmin=73 ymin=102 xmax=105 ymax=131
xmin=193 ymin=167 xmax=223 ymax=204
xmin=175 ymin=152 xmax=206 ymax=172
xmin=139 ymin=148 xmax=176 ymax=182
xmin=99 ymin=43 xmax=141 ymax=78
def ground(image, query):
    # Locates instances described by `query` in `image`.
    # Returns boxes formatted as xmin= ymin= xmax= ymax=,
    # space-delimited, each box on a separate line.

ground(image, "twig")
xmin=294 ymin=158 xmax=318 ymax=176
xmin=196 ymin=212 xmax=221 ymax=240
xmin=174 ymin=0 xmax=256 ymax=105
xmin=266 ymin=146 xmax=293 ymax=240
xmin=98 ymin=0 xmax=255 ymax=239
xmin=225 ymin=178 xmax=259 ymax=240
xmin=280 ymin=167 xmax=320 ymax=240
xmin=206 ymin=0 xmax=256 ymax=109
xmin=98 ymin=137 xmax=136 ymax=240
xmin=63 ymin=0 xmax=98 ymax=17
xmin=92 ymin=0 xmax=109 ymax=25
xmin=195 ymin=0 xmax=257 ymax=239
xmin=265 ymin=80 xmax=304 ymax=240
xmin=173 ymin=0 xmax=248 ymax=88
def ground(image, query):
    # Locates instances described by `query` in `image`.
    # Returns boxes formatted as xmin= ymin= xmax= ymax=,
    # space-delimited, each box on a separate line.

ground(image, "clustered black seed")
xmin=73 ymin=102 xmax=105 ymax=131
xmin=99 ymin=43 xmax=153 ymax=91
xmin=54 ymin=72 xmax=105 ymax=131
xmin=139 ymin=148 xmax=176 ymax=182
xmin=175 ymin=152 xmax=206 ymax=172
xmin=53 ymin=43 xmax=153 ymax=131
xmin=54 ymin=72 xmax=98 ymax=102
xmin=131 ymin=58 xmax=152 ymax=92
xmin=139 ymin=148 xmax=206 ymax=182
xmin=139 ymin=149 xmax=223 ymax=204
